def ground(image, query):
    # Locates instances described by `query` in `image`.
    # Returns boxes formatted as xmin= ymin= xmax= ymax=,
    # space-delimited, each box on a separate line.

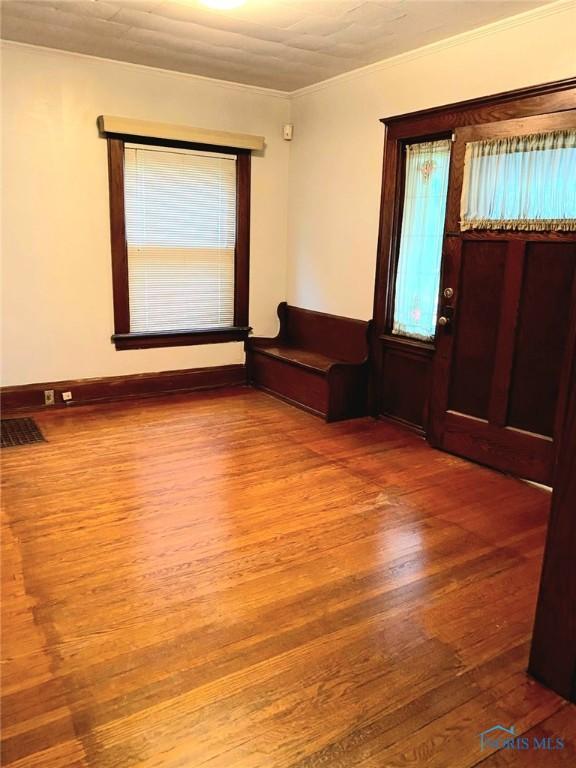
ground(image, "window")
xmin=460 ymin=129 xmax=576 ymax=232
xmin=106 ymin=137 xmax=251 ymax=350
xmin=125 ymin=144 xmax=237 ymax=333
xmin=392 ymin=138 xmax=451 ymax=341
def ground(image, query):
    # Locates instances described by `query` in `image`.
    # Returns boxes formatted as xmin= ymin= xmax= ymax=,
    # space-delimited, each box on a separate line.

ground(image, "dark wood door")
xmin=529 ymin=315 xmax=576 ymax=702
xmin=429 ymin=112 xmax=576 ymax=484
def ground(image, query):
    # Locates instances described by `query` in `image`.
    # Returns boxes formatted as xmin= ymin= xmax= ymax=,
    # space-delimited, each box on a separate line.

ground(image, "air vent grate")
xmin=1 ymin=418 xmax=46 ymax=448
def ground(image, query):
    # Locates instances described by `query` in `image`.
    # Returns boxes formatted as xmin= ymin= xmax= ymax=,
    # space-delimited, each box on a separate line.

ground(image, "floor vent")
xmin=1 ymin=418 xmax=46 ymax=448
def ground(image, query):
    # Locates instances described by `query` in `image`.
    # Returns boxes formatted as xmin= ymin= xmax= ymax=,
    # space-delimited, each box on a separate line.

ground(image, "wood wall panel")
xmin=448 ymin=241 xmax=507 ymax=419
xmin=380 ymin=341 xmax=433 ymax=430
xmin=508 ymin=242 xmax=576 ymax=437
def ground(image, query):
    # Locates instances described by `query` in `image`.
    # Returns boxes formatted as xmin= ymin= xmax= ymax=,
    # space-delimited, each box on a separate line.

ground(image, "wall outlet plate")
xmin=44 ymin=390 xmax=55 ymax=406
xmin=62 ymin=391 xmax=73 ymax=402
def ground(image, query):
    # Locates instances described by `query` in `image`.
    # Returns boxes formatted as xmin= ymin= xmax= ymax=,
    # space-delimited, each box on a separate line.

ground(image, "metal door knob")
xmin=438 ymin=316 xmax=449 ymax=326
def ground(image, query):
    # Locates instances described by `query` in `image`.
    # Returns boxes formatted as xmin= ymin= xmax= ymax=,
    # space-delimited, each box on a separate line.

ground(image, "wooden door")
xmin=429 ymin=112 xmax=576 ymax=484
xmin=529 ymin=320 xmax=576 ymax=702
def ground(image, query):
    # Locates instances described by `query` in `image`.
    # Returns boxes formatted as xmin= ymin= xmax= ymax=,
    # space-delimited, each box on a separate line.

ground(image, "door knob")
xmin=438 ymin=304 xmax=454 ymax=328
xmin=443 ymin=287 xmax=454 ymax=299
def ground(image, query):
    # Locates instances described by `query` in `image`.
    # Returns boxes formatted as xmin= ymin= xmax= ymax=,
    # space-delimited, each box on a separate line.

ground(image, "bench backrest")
xmin=279 ymin=303 xmax=370 ymax=364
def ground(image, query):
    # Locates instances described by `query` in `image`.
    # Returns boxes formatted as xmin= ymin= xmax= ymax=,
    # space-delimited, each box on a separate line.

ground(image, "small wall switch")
xmin=44 ymin=390 xmax=55 ymax=406
xmin=62 ymin=391 xmax=73 ymax=402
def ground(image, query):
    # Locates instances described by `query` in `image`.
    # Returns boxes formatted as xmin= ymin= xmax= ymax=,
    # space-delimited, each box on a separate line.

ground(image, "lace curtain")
xmin=460 ymin=129 xmax=576 ymax=231
xmin=393 ymin=139 xmax=451 ymax=340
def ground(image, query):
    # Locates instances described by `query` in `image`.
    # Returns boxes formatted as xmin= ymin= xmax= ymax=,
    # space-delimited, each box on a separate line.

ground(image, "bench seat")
xmin=253 ymin=345 xmax=340 ymax=373
xmin=246 ymin=303 xmax=371 ymax=422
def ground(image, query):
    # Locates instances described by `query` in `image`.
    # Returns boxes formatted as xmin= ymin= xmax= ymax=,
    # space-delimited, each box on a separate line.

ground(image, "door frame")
xmin=372 ymin=78 xmax=576 ymax=434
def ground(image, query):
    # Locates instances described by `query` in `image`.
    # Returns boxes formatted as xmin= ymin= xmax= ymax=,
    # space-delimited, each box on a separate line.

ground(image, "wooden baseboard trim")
xmin=253 ymin=383 xmax=327 ymax=420
xmin=377 ymin=413 xmax=426 ymax=436
xmin=0 ymin=364 xmax=246 ymax=413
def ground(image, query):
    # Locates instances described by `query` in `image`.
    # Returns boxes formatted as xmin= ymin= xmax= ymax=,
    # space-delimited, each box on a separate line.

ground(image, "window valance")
xmin=98 ymin=115 xmax=265 ymax=152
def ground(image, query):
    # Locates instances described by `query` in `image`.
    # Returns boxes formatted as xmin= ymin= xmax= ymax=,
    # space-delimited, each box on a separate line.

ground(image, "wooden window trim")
xmin=384 ymin=131 xmax=453 ymax=347
xmin=106 ymin=134 xmax=251 ymax=350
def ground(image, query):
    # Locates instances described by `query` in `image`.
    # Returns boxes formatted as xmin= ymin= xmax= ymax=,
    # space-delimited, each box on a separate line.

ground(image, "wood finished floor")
xmin=2 ymin=387 xmax=575 ymax=767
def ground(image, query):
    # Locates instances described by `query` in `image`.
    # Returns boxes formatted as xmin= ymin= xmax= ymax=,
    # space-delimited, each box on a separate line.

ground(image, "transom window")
xmin=460 ymin=129 xmax=576 ymax=232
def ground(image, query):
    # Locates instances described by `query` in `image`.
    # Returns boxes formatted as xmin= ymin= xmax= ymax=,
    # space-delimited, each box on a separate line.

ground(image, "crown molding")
xmin=0 ymin=39 xmax=291 ymax=100
xmin=290 ymin=0 xmax=574 ymax=99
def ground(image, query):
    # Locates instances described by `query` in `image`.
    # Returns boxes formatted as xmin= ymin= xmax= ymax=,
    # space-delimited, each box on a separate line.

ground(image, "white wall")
xmin=287 ymin=2 xmax=576 ymax=320
xmin=1 ymin=43 xmax=290 ymax=386
xmin=2 ymin=2 xmax=575 ymax=387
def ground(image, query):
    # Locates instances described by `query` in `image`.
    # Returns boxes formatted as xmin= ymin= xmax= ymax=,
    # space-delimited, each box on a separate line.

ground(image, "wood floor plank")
xmin=1 ymin=389 xmax=567 ymax=767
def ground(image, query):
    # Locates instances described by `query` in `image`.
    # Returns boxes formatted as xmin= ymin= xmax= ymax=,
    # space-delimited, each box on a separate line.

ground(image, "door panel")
xmin=507 ymin=243 xmax=576 ymax=437
xmin=429 ymin=110 xmax=576 ymax=484
xmin=441 ymin=414 xmax=553 ymax=482
xmin=448 ymin=241 xmax=507 ymax=419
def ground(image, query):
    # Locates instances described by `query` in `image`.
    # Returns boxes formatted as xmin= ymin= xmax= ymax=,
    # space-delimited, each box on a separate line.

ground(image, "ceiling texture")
xmin=1 ymin=0 xmax=548 ymax=91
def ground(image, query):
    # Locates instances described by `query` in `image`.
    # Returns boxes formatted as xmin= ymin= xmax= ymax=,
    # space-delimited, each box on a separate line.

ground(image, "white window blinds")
xmin=124 ymin=143 xmax=237 ymax=333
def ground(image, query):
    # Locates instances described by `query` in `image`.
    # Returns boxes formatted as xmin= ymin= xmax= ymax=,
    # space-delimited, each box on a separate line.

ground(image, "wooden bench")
xmin=246 ymin=302 xmax=371 ymax=421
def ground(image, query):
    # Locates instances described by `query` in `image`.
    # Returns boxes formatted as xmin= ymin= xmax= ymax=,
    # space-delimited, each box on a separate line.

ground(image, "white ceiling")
xmin=1 ymin=0 xmax=548 ymax=92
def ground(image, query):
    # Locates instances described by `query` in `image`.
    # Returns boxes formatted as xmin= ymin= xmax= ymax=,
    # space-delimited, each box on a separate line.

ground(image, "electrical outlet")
xmin=62 ymin=391 xmax=73 ymax=402
xmin=44 ymin=390 xmax=55 ymax=406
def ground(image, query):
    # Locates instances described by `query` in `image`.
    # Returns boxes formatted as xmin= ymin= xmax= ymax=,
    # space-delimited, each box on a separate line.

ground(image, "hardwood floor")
xmin=2 ymin=387 xmax=574 ymax=767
